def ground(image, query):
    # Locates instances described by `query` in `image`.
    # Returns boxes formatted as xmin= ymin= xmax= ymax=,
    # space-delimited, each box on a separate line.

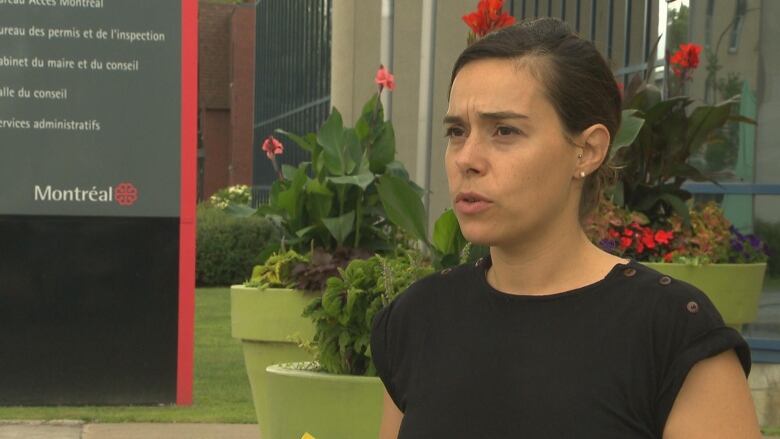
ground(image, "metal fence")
xmin=509 ymin=0 xmax=660 ymax=86
xmin=252 ymin=0 xmax=332 ymax=207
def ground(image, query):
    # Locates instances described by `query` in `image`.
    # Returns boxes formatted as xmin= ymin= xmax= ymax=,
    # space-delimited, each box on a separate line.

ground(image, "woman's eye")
xmin=445 ymin=127 xmax=465 ymax=138
xmin=495 ymin=126 xmax=520 ymax=136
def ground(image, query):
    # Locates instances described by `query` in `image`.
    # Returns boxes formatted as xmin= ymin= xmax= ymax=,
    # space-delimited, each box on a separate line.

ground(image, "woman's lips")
xmin=455 ymin=199 xmax=492 ymax=214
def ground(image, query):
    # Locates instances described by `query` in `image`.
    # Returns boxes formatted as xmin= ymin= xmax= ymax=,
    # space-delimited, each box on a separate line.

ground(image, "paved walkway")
xmin=0 ymin=421 xmax=777 ymax=439
xmin=0 ymin=421 xmax=260 ymax=439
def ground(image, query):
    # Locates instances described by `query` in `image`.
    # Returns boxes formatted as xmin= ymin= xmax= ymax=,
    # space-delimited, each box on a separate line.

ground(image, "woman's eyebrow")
xmin=477 ymin=111 xmax=529 ymax=120
xmin=443 ymin=115 xmax=465 ymax=125
xmin=443 ymin=111 xmax=529 ymax=125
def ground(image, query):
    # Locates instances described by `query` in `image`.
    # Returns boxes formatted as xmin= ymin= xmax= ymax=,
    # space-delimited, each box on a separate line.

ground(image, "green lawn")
xmin=0 ymin=288 xmax=256 ymax=423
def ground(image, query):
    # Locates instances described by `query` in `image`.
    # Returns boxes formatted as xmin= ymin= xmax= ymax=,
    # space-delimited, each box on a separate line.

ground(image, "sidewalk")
xmin=0 ymin=421 xmax=260 ymax=439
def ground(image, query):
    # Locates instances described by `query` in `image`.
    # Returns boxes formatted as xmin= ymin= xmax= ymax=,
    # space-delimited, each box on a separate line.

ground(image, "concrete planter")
xmin=263 ymin=362 xmax=383 ymax=439
xmin=641 ymin=262 xmax=767 ymax=329
xmin=230 ymin=286 xmax=320 ymax=439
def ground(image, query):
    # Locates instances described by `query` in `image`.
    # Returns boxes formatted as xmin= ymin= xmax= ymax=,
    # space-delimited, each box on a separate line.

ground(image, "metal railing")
xmin=509 ymin=0 xmax=658 ymax=87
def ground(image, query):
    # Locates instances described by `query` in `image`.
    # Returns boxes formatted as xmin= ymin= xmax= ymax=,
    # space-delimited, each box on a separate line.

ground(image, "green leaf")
xmin=644 ymin=96 xmax=690 ymax=122
xmin=305 ymin=178 xmax=332 ymax=196
xmin=295 ymin=225 xmax=319 ymax=238
xmin=281 ymin=164 xmax=298 ymax=181
xmin=727 ymin=114 xmax=756 ymax=125
xmin=318 ymin=108 xmax=347 ymax=175
xmin=370 ymin=122 xmax=395 ymax=173
xmin=338 ymin=331 xmax=352 ymax=355
xmin=627 ymin=83 xmax=662 ymax=112
xmin=327 ymin=172 xmax=375 ymax=190
xmin=275 ymin=129 xmax=315 ymax=152
xmin=321 ymin=281 xmax=345 ymax=318
xmin=343 ymin=128 xmax=361 ymax=174
xmin=355 ymin=118 xmax=370 ymax=141
xmin=610 ymin=110 xmax=644 ymax=161
xmin=276 ymin=164 xmax=308 ymax=222
xmin=359 ymin=94 xmax=382 ymax=123
xmin=686 ymin=100 xmax=735 ymax=153
xmin=322 ymin=210 xmax=356 ymax=245
xmin=304 ymin=178 xmax=333 ymax=221
xmin=345 ymin=287 xmax=364 ymax=323
xmin=384 ymin=160 xmax=411 ymax=180
xmin=659 ymin=193 xmax=691 ymax=225
xmin=354 ymin=333 xmax=370 ymax=353
xmin=376 ymin=174 xmax=428 ymax=243
xmin=432 ymin=209 xmax=463 ymax=254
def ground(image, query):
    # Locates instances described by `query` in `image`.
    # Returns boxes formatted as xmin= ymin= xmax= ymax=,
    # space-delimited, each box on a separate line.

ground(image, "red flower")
xmin=636 ymin=241 xmax=645 ymax=253
xmin=462 ymin=0 xmax=516 ymax=38
xmin=623 ymin=228 xmax=634 ymax=237
xmin=374 ymin=65 xmax=395 ymax=91
xmin=663 ymin=252 xmax=674 ymax=263
xmin=654 ymin=229 xmax=674 ymax=245
xmin=670 ymin=43 xmax=702 ymax=78
xmin=640 ymin=228 xmax=656 ymax=250
xmin=619 ymin=237 xmax=633 ymax=249
xmin=608 ymin=228 xmax=620 ymax=239
xmin=262 ymin=135 xmax=284 ymax=160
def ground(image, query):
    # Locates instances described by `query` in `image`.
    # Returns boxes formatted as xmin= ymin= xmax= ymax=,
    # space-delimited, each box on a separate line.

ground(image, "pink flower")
xmin=262 ymin=135 xmax=284 ymax=160
xmin=374 ymin=65 xmax=395 ymax=91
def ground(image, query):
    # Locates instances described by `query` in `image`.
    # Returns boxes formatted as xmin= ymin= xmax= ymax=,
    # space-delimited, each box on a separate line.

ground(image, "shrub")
xmin=196 ymin=204 xmax=280 ymax=286
xmin=208 ymin=184 xmax=251 ymax=209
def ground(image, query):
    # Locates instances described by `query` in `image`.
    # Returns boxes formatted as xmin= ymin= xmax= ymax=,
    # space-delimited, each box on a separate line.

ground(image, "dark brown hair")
xmin=449 ymin=17 xmax=621 ymax=220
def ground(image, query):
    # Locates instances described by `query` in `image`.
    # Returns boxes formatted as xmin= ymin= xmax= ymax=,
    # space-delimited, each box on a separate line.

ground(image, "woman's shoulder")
xmin=618 ymin=260 xmax=714 ymax=309
xmin=618 ymin=261 xmax=730 ymax=342
xmin=390 ymin=261 xmax=476 ymax=309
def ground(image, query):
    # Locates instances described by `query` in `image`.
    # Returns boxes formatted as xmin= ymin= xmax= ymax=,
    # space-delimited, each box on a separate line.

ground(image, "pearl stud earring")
xmin=580 ymin=171 xmax=586 ymax=178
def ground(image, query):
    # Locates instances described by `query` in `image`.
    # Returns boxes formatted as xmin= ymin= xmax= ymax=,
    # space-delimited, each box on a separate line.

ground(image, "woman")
xmin=370 ymin=18 xmax=761 ymax=438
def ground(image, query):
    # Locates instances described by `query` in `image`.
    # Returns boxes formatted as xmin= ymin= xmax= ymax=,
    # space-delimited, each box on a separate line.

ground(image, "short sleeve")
xmin=653 ymin=280 xmax=751 ymax=434
xmin=370 ymin=299 xmax=405 ymax=412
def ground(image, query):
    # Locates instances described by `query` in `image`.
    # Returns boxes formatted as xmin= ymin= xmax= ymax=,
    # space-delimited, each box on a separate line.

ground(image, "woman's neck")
xmin=486 ymin=222 xmax=626 ymax=296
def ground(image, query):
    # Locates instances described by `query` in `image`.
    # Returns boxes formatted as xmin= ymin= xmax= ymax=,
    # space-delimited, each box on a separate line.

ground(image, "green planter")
xmin=231 ymin=286 xmax=320 ymax=439
xmin=641 ymin=262 xmax=767 ymax=329
xmin=264 ymin=362 xmax=383 ymax=439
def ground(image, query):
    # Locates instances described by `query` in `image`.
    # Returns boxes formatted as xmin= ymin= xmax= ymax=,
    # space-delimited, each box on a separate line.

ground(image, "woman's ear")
xmin=576 ymin=124 xmax=611 ymax=177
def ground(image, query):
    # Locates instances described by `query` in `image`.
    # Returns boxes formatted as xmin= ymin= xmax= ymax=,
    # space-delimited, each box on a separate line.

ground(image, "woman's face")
xmin=444 ymin=58 xmax=581 ymax=247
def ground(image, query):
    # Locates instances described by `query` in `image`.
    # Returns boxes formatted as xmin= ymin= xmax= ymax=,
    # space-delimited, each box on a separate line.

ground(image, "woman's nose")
xmin=455 ymin=134 xmax=485 ymax=176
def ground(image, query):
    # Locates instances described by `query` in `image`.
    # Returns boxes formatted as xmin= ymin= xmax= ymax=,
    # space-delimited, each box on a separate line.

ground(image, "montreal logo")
xmin=34 ymin=182 xmax=139 ymax=206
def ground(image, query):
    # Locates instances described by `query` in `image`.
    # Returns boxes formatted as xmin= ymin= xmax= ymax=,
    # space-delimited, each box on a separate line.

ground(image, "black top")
xmin=370 ymin=256 xmax=751 ymax=438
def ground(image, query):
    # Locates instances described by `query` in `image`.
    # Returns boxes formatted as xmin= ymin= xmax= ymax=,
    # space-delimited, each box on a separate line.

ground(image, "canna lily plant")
xmin=255 ymin=66 xmax=429 ymax=256
xmin=610 ymin=42 xmax=755 ymax=227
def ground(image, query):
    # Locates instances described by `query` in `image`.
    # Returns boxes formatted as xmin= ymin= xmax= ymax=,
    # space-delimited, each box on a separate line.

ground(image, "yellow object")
xmin=301 ymin=434 xmax=316 ymax=439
